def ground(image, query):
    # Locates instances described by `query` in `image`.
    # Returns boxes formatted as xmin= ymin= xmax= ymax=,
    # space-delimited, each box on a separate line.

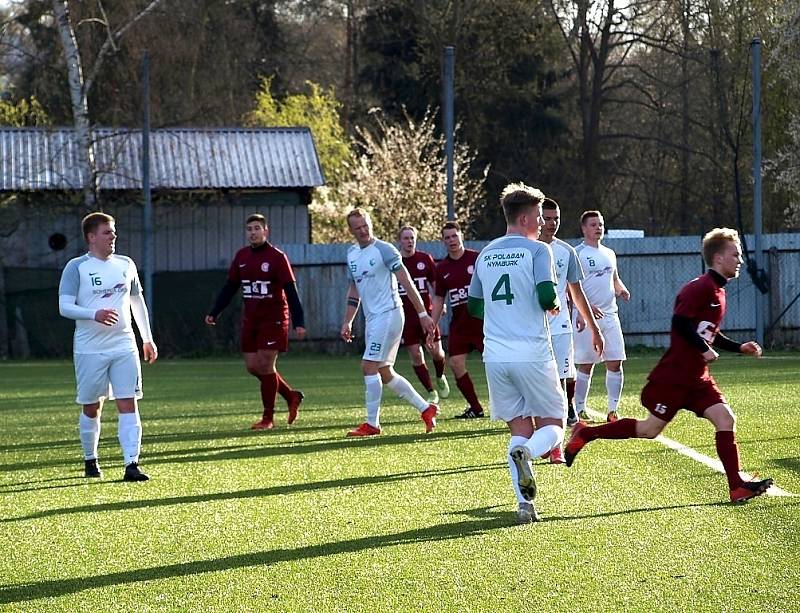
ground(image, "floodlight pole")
xmin=752 ymin=38 xmax=764 ymax=346
xmin=443 ymin=46 xmax=455 ymax=221
xmin=141 ymin=51 xmax=154 ymax=325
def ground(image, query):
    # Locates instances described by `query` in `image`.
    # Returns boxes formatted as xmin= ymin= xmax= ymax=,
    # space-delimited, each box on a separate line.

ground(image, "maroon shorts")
xmin=640 ymin=377 xmax=726 ymax=422
xmin=447 ymin=321 xmax=484 ymax=356
xmin=401 ymin=312 xmax=441 ymax=346
xmin=241 ymin=319 xmax=289 ymax=353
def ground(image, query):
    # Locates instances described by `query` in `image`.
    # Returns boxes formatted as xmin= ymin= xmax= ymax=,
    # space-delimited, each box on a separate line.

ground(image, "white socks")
xmin=385 ymin=374 xmax=429 ymax=412
xmin=364 ymin=374 xmax=383 ymax=427
xmin=507 ymin=436 xmax=529 ymax=503
xmin=118 ymin=412 xmax=142 ymax=465
xmin=524 ymin=424 xmax=564 ymax=459
xmin=79 ymin=413 xmax=101 ymax=460
xmin=575 ymin=370 xmax=592 ymax=411
xmin=606 ymin=369 xmax=624 ymax=412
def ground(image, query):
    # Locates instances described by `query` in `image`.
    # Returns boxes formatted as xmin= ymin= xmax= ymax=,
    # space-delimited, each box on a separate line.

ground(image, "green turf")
xmin=1 ymin=353 xmax=798 ymax=612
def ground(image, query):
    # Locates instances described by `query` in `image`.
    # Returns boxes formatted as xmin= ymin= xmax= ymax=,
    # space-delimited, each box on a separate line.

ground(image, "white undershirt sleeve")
xmin=58 ymin=295 xmax=96 ymax=321
xmin=130 ymin=293 xmax=154 ymax=343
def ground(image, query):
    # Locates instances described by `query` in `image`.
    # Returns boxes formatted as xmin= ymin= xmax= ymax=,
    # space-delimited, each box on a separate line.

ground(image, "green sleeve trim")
xmin=467 ymin=296 xmax=484 ymax=320
xmin=536 ymin=281 xmax=558 ymax=311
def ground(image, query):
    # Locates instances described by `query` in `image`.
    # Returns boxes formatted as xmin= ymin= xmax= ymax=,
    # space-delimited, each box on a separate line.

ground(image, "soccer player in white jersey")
xmin=341 ymin=208 xmax=439 ymax=437
xmin=468 ymin=183 xmax=594 ymax=522
xmin=539 ymin=198 xmax=604 ymax=458
xmin=58 ymin=212 xmax=157 ymax=481
xmin=573 ymin=210 xmax=631 ymax=422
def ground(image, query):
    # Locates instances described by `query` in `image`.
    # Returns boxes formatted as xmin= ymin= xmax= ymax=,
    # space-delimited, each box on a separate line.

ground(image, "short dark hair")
xmin=499 ymin=182 xmax=545 ymax=224
xmin=581 ymin=210 xmax=602 ymax=225
xmin=81 ymin=212 xmax=114 ymax=242
xmin=542 ymin=198 xmax=559 ymax=211
xmin=246 ymin=213 xmax=267 ymax=227
xmin=441 ymin=220 xmax=461 ymax=235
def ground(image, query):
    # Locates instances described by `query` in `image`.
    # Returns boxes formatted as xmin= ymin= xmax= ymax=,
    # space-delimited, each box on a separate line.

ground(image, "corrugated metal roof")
xmin=0 ymin=127 xmax=325 ymax=191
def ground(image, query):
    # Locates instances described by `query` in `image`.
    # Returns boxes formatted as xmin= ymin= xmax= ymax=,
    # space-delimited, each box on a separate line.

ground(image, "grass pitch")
xmin=1 ymin=352 xmax=798 ymax=612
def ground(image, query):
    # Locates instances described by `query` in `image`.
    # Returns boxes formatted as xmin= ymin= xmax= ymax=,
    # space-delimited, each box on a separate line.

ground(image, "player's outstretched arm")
xmin=740 ymin=341 xmax=763 ymax=357
xmin=206 ymin=280 xmax=238 ymax=324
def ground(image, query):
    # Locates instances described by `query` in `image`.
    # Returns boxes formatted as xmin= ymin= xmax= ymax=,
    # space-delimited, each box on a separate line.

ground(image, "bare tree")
xmin=51 ymin=0 xmax=165 ymax=210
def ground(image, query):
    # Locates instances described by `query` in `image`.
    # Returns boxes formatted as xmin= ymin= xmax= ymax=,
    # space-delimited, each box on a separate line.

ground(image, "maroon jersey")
xmin=435 ymin=249 xmax=481 ymax=328
xmin=649 ymin=271 xmax=726 ymax=384
xmin=400 ymin=250 xmax=436 ymax=316
xmin=227 ymin=242 xmax=295 ymax=323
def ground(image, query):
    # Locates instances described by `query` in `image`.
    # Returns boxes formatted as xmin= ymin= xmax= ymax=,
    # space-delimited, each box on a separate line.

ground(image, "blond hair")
xmin=702 ymin=227 xmax=740 ymax=267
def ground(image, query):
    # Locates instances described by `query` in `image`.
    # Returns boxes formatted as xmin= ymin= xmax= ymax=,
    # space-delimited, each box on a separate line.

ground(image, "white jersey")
xmin=548 ymin=238 xmax=583 ymax=335
xmin=575 ymin=242 xmax=618 ymax=314
xmin=58 ymin=253 xmax=141 ymax=355
xmin=347 ymin=239 xmax=403 ymax=319
xmin=469 ymin=234 xmax=556 ymax=363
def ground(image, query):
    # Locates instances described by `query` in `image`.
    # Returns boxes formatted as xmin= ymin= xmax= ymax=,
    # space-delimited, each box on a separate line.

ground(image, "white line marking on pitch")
xmin=584 ymin=408 xmax=794 ymax=497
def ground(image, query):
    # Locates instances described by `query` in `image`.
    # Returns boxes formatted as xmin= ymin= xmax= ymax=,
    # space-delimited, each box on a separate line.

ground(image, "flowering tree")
xmin=314 ymin=109 xmax=488 ymax=243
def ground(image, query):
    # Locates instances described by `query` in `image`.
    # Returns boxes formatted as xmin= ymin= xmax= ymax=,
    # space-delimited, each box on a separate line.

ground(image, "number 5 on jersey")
xmin=491 ymin=274 xmax=514 ymax=305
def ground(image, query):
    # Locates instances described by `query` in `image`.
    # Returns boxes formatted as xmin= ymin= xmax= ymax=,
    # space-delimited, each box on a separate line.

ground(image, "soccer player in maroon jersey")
xmin=205 ymin=214 xmax=306 ymax=430
xmin=564 ymin=228 xmax=774 ymax=503
xmin=397 ymin=225 xmax=450 ymax=403
xmin=431 ymin=221 xmax=486 ymax=418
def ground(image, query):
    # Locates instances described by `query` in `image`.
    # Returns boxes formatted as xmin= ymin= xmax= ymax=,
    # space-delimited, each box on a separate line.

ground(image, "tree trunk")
xmin=52 ymin=0 xmax=98 ymax=211
xmin=679 ymin=0 xmax=691 ymax=234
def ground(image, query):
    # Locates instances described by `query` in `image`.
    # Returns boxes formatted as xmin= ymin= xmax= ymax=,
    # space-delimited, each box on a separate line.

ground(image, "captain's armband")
xmin=347 ymin=296 xmax=360 ymax=308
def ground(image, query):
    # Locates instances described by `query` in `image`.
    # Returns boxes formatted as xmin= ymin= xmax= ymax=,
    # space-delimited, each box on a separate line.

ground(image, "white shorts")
xmin=550 ymin=333 xmax=575 ymax=380
xmin=485 ymin=360 xmax=566 ymax=423
xmin=363 ymin=308 xmax=403 ymax=366
xmin=74 ymin=350 xmax=142 ymax=405
xmin=574 ymin=312 xmax=626 ymax=364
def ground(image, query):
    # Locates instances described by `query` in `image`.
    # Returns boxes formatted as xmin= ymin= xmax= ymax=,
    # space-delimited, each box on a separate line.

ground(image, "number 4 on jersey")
xmin=491 ymin=273 xmax=514 ymax=304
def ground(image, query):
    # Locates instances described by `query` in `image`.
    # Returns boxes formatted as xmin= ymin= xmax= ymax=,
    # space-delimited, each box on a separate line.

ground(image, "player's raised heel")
xmin=436 ymin=375 xmax=450 ymax=399
xmin=730 ymin=477 xmax=774 ymax=503
xmin=510 ymin=446 xmax=537 ymax=501
xmin=421 ymin=404 xmax=438 ymax=433
xmin=564 ymin=421 xmax=587 ymax=468
xmin=123 ymin=462 xmax=149 ymax=482
xmin=287 ymin=390 xmax=304 ymax=425
xmin=84 ymin=458 xmax=103 ymax=478
xmin=426 ymin=389 xmax=440 ymax=404
xmin=515 ymin=501 xmax=540 ymax=524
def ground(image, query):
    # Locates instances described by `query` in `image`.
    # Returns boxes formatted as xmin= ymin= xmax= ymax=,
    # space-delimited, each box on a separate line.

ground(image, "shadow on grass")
xmin=771 ymin=457 xmax=800 ymax=473
xmin=541 ymin=499 xmax=800 ymax=522
xmin=0 ymin=508 xmax=511 ymax=604
xmin=2 ymin=462 xmax=506 ymax=523
xmin=0 ymin=427 xmax=503 ymax=473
